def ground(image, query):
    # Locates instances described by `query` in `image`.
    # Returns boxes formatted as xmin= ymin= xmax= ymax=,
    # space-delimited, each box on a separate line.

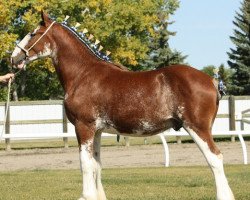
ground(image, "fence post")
xmin=124 ymin=136 xmax=130 ymax=147
xmin=240 ymin=120 xmax=244 ymax=131
xmin=176 ymin=136 xmax=182 ymax=144
xmin=229 ymin=95 xmax=236 ymax=142
xmin=5 ymin=103 xmax=11 ymax=151
xmin=62 ymin=105 xmax=69 ymax=148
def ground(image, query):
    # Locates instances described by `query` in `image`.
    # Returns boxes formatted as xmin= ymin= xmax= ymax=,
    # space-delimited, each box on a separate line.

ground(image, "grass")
xmin=0 ymin=165 xmax=249 ymax=200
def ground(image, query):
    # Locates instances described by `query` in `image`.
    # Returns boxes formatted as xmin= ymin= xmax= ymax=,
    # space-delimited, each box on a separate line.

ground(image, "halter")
xmin=17 ymin=21 xmax=56 ymax=57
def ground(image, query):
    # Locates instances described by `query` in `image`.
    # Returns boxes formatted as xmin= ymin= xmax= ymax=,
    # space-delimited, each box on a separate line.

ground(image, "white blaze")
xmin=11 ymin=33 xmax=31 ymax=58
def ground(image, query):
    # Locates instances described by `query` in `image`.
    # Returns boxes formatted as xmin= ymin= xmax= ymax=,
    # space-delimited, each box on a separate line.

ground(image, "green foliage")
xmin=49 ymin=0 xmax=179 ymax=67
xmin=0 ymin=0 xmax=180 ymax=100
xmin=0 ymin=1 xmax=18 ymax=60
xmin=141 ymin=0 xmax=187 ymax=70
xmin=16 ymin=66 xmax=63 ymax=101
xmin=201 ymin=65 xmax=217 ymax=77
xmin=227 ymin=0 xmax=250 ymax=95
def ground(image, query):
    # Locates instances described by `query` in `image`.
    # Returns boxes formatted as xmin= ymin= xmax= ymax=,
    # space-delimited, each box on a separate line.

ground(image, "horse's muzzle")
xmin=11 ymin=52 xmax=26 ymax=69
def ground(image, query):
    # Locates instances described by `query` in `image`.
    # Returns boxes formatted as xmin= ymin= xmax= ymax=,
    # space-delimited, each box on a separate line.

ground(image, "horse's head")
xmin=11 ymin=11 xmax=55 ymax=69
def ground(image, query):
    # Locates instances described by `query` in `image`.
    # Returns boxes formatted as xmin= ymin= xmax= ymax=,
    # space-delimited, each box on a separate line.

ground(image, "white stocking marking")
xmin=93 ymin=132 xmax=106 ymax=200
xmin=185 ymin=127 xmax=235 ymax=200
xmin=79 ymin=141 xmax=98 ymax=200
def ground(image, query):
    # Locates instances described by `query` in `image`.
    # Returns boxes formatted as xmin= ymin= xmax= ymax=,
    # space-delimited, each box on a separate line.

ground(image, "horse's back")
xmin=160 ymin=64 xmax=217 ymax=95
xmin=115 ymin=64 xmax=217 ymax=103
xmin=102 ymin=63 xmax=218 ymax=111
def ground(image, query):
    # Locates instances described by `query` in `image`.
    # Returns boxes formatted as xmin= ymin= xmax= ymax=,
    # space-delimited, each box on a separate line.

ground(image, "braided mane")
xmin=60 ymin=22 xmax=129 ymax=71
xmin=61 ymin=23 xmax=111 ymax=63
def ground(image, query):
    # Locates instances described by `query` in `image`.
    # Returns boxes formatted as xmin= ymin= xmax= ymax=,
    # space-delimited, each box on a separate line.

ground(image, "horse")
xmin=11 ymin=12 xmax=234 ymax=200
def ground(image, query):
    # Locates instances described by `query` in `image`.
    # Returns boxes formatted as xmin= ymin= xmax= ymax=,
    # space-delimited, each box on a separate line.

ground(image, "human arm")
xmin=0 ymin=73 xmax=14 ymax=83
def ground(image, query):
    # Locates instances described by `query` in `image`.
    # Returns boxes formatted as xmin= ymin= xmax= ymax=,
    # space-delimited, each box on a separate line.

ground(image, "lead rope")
xmin=0 ymin=78 xmax=12 ymax=142
xmin=0 ymin=69 xmax=22 ymax=142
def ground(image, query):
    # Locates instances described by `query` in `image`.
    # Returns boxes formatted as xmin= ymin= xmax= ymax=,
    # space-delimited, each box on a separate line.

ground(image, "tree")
xmin=17 ymin=66 xmax=64 ymax=100
xmin=61 ymin=0 xmax=180 ymax=68
xmin=141 ymin=0 xmax=186 ymax=70
xmin=201 ymin=65 xmax=216 ymax=77
xmin=0 ymin=0 xmax=181 ymax=100
xmin=0 ymin=0 xmax=57 ymax=101
xmin=227 ymin=0 xmax=250 ymax=95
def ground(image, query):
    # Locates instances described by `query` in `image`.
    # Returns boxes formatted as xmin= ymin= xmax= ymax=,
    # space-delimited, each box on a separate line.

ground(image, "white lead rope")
xmin=1 ymin=21 xmax=56 ymax=142
xmin=0 ymin=78 xmax=12 ymax=142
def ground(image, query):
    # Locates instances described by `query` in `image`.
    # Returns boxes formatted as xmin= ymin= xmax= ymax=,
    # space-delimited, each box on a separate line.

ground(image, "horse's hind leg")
xmin=93 ymin=131 xmax=107 ymax=200
xmin=184 ymin=126 xmax=235 ymax=200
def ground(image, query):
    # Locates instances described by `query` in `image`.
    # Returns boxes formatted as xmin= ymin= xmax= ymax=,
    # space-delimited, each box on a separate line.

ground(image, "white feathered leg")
xmin=78 ymin=139 xmax=98 ymax=200
xmin=185 ymin=127 xmax=235 ymax=200
xmin=93 ymin=132 xmax=106 ymax=200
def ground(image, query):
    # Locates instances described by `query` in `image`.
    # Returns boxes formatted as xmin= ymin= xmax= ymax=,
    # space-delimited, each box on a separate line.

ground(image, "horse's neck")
xmin=52 ymin=27 xmax=100 ymax=92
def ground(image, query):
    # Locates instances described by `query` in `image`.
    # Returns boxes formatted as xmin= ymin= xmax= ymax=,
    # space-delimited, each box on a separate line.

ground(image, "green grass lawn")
xmin=0 ymin=165 xmax=249 ymax=200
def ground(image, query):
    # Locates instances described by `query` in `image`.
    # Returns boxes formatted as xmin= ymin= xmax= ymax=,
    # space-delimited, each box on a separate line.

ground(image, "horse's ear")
xmin=41 ymin=10 xmax=51 ymax=26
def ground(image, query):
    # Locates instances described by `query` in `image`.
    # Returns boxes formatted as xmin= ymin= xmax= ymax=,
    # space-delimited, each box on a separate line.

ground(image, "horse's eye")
xmin=30 ymin=33 xmax=35 ymax=37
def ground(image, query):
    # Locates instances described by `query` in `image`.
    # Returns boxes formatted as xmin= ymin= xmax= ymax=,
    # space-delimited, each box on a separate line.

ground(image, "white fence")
xmin=214 ymin=96 xmax=250 ymax=131
xmin=0 ymin=97 xmax=249 ymax=165
xmin=160 ymin=129 xmax=250 ymax=166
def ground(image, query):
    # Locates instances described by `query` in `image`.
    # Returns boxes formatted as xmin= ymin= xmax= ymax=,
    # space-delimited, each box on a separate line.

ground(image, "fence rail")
xmin=160 ymin=129 xmax=250 ymax=166
xmin=0 ymin=97 xmax=249 ymax=166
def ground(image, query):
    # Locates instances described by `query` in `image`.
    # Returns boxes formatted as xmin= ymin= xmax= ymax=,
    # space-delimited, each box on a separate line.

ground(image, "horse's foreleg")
xmin=184 ymin=126 xmax=235 ymax=200
xmin=93 ymin=132 xmax=106 ymax=200
xmin=76 ymin=123 xmax=98 ymax=200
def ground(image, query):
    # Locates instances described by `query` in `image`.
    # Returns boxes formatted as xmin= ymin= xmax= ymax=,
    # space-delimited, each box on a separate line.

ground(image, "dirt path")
xmin=0 ymin=141 xmax=249 ymax=171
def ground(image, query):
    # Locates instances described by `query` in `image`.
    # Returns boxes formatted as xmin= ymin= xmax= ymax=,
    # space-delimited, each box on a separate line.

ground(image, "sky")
xmin=169 ymin=0 xmax=242 ymax=69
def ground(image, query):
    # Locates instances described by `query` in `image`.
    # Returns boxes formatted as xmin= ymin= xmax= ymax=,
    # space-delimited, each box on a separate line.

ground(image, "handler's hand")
xmin=0 ymin=73 xmax=15 ymax=83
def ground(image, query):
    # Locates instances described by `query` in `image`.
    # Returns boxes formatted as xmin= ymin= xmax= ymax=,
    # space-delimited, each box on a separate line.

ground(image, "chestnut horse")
xmin=11 ymin=12 xmax=234 ymax=200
